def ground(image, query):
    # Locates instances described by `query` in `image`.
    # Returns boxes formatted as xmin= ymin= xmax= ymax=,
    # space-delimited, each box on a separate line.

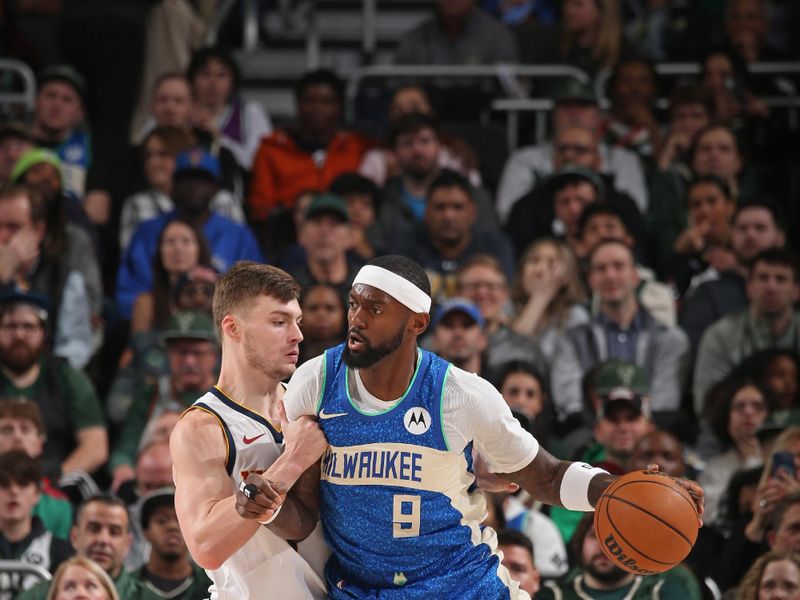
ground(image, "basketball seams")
xmin=605 ymin=494 xmax=694 ymax=548
xmin=608 ymin=477 xmax=698 ymax=518
xmin=602 ymin=497 xmax=675 ymax=566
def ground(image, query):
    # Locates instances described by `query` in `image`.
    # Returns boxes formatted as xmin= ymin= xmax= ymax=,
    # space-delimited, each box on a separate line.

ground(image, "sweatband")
xmin=352 ymin=265 xmax=432 ymax=314
xmin=560 ymin=462 xmax=609 ymax=512
xmin=258 ymin=503 xmax=283 ymax=525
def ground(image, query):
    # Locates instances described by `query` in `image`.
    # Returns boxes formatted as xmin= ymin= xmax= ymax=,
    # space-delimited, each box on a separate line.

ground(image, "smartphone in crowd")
xmin=771 ymin=451 xmax=796 ymax=478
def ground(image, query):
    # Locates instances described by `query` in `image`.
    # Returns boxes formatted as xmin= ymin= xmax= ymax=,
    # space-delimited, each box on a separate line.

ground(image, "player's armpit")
xmin=266 ymin=460 xmax=321 ymax=541
xmin=171 ymin=410 xmax=262 ymax=570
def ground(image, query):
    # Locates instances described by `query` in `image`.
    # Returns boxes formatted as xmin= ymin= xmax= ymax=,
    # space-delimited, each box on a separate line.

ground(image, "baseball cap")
xmin=305 ymin=193 xmax=349 ymax=223
xmin=595 ymin=361 xmax=650 ymax=420
xmin=756 ymin=408 xmax=800 ymax=442
xmin=552 ymin=79 xmax=598 ymax=104
xmin=431 ymin=298 xmax=485 ymax=329
xmin=174 ymin=148 xmax=221 ymax=181
xmin=547 ymin=164 xmax=605 ymax=199
xmin=10 ymin=148 xmax=62 ymax=183
xmin=0 ymin=286 xmax=49 ymax=323
xmin=140 ymin=487 xmax=175 ymax=529
xmin=159 ymin=311 xmax=218 ymax=345
xmin=38 ymin=65 xmax=87 ymax=103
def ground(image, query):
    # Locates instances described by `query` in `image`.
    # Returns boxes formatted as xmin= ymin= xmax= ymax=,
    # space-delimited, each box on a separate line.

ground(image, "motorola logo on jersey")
xmin=404 ymin=408 xmax=431 ymax=435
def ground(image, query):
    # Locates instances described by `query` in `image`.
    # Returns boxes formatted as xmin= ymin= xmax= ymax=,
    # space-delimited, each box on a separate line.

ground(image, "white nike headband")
xmin=352 ymin=265 xmax=432 ymax=314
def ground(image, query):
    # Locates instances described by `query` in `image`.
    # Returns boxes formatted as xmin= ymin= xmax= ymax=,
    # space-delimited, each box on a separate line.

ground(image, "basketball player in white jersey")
xmin=171 ymin=261 xmax=328 ymax=599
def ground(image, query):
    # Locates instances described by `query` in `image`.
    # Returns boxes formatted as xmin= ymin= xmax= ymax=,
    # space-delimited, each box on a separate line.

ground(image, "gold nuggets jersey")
xmin=188 ymin=387 xmax=327 ymax=600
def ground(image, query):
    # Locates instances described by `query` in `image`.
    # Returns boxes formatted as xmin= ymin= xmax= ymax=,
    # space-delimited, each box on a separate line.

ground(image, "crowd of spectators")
xmin=1 ymin=0 xmax=800 ymax=598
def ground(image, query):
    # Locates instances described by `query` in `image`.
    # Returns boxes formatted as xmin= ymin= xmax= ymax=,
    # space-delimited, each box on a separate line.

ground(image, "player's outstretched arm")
xmin=171 ymin=410 xmax=264 ymax=570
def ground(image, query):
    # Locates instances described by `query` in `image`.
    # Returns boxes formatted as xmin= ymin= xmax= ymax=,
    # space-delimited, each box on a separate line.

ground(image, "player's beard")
xmin=342 ymin=325 xmax=405 ymax=369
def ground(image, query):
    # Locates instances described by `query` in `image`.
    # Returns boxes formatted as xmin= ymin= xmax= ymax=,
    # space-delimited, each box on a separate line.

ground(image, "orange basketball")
xmin=593 ymin=469 xmax=699 ymax=575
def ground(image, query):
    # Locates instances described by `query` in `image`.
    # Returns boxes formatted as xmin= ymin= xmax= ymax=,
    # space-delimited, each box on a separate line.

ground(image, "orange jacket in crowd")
xmin=247 ymin=128 xmax=372 ymax=221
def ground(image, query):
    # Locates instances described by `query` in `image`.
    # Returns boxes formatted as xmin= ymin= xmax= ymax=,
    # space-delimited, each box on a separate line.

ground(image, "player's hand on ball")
xmin=646 ymin=463 xmax=704 ymax=527
xmin=236 ymin=473 xmax=287 ymax=522
xmin=280 ymin=403 xmax=328 ymax=469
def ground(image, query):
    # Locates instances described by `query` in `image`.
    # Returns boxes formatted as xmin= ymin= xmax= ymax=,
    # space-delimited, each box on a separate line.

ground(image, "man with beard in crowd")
xmin=538 ymin=514 xmax=702 ymax=599
xmin=0 ymin=293 xmax=107 ymax=478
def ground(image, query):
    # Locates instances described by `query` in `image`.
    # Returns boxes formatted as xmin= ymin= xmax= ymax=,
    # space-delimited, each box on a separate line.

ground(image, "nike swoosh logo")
xmin=242 ymin=433 xmax=266 ymax=444
xmin=319 ymin=409 xmax=348 ymax=420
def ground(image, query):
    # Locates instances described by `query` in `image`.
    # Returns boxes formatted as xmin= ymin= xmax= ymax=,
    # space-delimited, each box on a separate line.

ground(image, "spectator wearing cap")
xmin=0 ymin=185 xmax=95 ymax=369
xmin=248 ymin=69 xmax=372 ymax=224
xmin=110 ymin=312 xmax=219 ymax=492
xmin=0 ymin=399 xmax=73 ymax=540
xmin=578 ymin=202 xmax=676 ymax=326
xmin=506 ymin=161 xmax=647 ymax=261
xmin=0 ymin=451 xmax=73 ymax=597
xmin=430 ymin=298 xmax=488 ymax=376
xmin=390 ymin=170 xmax=515 ymax=303
xmin=694 ymin=248 xmax=800 ymax=416
xmin=549 ymin=360 xmax=655 ymax=544
xmin=30 ymin=65 xmax=90 ymax=203
xmin=0 ymin=293 xmax=107 ymax=477
xmin=550 ymin=239 xmax=689 ymax=431
xmin=496 ymin=80 xmax=648 ymax=224
xmin=0 ymin=123 xmax=34 ymax=186
xmin=287 ymin=194 xmax=363 ymax=303
xmin=127 ymin=488 xmax=212 ymax=599
xmin=116 ymin=148 xmax=263 ymax=319
xmin=681 ymin=200 xmax=786 ymax=349
xmin=119 ymin=126 xmax=245 ymax=253
xmin=378 ymin=113 xmax=498 ymax=244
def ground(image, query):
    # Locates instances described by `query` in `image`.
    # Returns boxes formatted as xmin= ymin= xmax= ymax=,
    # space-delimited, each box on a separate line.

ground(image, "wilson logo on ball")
xmin=603 ymin=534 xmax=658 ymax=575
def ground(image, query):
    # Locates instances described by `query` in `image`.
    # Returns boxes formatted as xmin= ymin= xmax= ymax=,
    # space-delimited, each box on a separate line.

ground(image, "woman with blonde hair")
xmin=743 ymin=427 xmax=800 ymax=545
xmin=511 ymin=238 xmax=589 ymax=363
xmin=47 ymin=556 xmax=119 ymax=600
xmin=737 ymin=551 xmax=800 ymax=600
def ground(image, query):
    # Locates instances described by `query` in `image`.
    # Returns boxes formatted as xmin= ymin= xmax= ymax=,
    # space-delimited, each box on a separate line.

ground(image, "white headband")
xmin=352 ymin=265 xmax=431 ymax=314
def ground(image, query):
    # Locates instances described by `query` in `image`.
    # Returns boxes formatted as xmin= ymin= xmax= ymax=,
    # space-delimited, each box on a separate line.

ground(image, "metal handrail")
xmin=0 ymin=560 xmax=52 ymax=584
xmin=345 ymin=64 xmax=591 ymax=122
xmin=0 ymin=59 xmax=36 ymax=112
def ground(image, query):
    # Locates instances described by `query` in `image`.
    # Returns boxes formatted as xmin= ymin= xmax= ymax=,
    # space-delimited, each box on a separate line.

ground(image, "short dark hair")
xmin=329 ymin=172 xmax=381 ymax=208
xmin=0 ymin=451 xmax=41 ymax=488
xmin=608 ymin=57 xmax=659 ymax=102
xmin=770 ymin=491 xmax=800 ymax=534
xmin=427 ymin=169 xmax=473 ymax=203
xmin=735 ymin=199 xmax=786 ymax=232
xmin=577 ymin=202 xmax=630 ymax=240
xmin=366 ymin=255 xmax=431 ymax=297
xmin=492 ymin=360 xmax=547 ymax=397
xmin=668 ymin=83 xmax=714 ymax=118
xmin=0 ymin=398 xmax=45 ymax=435
xmin=496 ymin=528 xmax=535 ymax=561
xmin=75 ymin=494 xmax=130 ymax=530
xmin=213 ymin=262 xmax=301 ymax=336
xmin=750 ymin=247 xmax=800 ymax=281
xmin=187 ymin=46 xmax=241 ymax=92
xmin=389 ymin=112 xmax=438 ymax=147
xmin=0 ymin=184 xmax=48 ymax=226
xmin=294 ymin=69 xmax=344 ymax=105
xmin=686 ymin=174 xmax=733 ymax=202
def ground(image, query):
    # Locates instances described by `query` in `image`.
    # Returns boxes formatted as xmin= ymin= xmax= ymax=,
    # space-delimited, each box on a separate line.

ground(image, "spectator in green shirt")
xmin=0 ymin=398 xmax=72 ymax=539
xmin=0 ymin=293 xmax=107 ymax=478
xmin=129 ymin=488 xmax=211 ymax=600
xmin=110 ymin=312 xmax=219 ymax=492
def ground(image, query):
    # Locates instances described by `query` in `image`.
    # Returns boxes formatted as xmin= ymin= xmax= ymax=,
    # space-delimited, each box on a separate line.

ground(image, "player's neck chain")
xmin=573 ymin=574 xmax=642 ymax=600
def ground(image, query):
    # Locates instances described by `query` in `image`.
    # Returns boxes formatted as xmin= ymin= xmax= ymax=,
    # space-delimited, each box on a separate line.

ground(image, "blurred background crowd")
xmin=1 ymin=0 xmax=800 ymax=598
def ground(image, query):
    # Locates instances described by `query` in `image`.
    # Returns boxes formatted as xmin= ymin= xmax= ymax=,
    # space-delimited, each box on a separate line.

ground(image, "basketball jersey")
xmin=317 ymin=344 xmax=527 ymax=599
xmin=187 ymin=387 xmax=327 ymax=600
